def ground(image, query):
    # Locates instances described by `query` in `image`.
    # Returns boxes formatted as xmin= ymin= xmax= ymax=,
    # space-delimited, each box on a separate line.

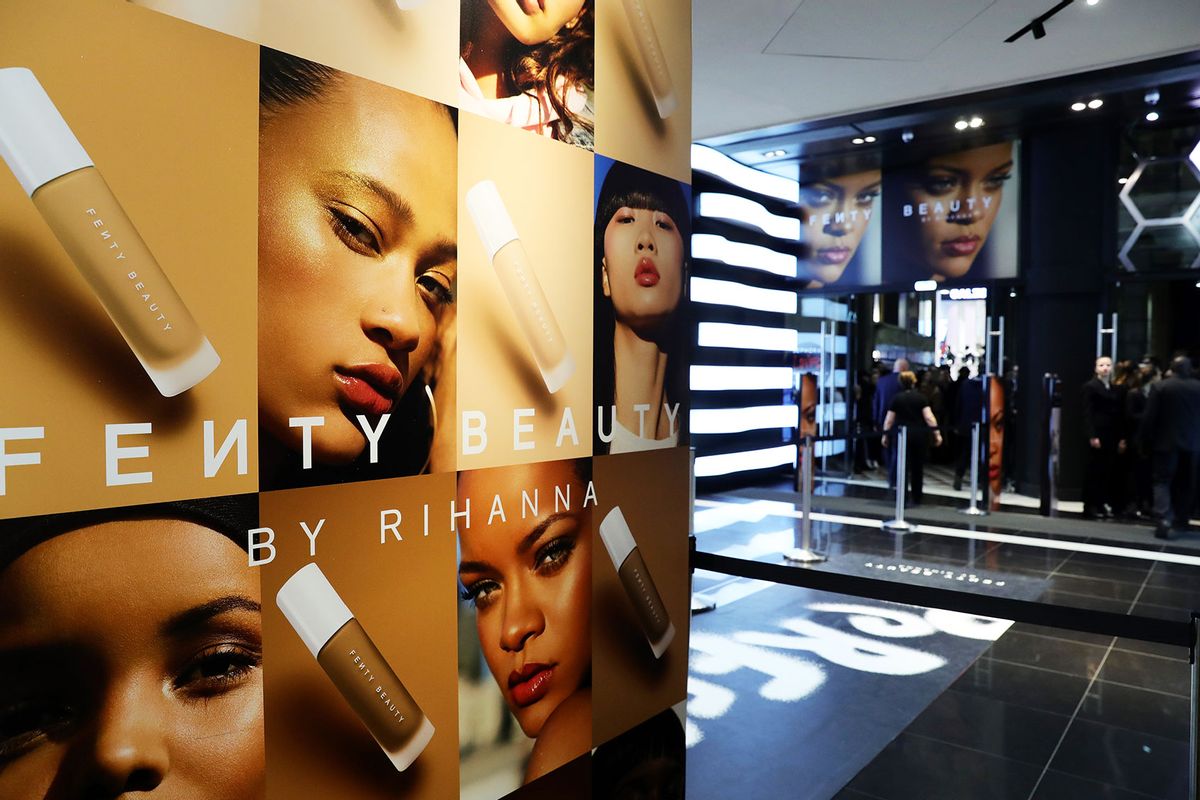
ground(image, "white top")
xmin=276 ymin=563 xmax=354 ymax=658
xmin=0 ymin=68 xmax=92 ymax=196
xmin=609 ymin=417 xmax=680 ymax=454
xmin=465 ymin=179 xmax=519 ymax=261
xmin=599 ymin=506 xmax=637 ymax=569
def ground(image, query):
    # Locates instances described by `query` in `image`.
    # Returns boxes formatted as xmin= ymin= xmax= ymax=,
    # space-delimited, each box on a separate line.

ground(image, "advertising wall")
xmin=0 ymin=1 xmax=692 ymax=797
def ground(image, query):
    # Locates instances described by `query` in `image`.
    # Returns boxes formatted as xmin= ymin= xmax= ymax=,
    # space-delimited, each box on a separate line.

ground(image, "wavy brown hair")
xmin=462 ymin=1 xmax=594 ymax=142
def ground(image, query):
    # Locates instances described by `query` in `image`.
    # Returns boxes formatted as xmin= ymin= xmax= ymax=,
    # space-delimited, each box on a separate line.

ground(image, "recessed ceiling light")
xmin=864 ymin=136 xmax=877 ymax=143
xmin=954 ymin=120 xmax=969 ymax=131
xmin=1145 ymin=111 xmax=1160 ymax=122
xmin=762 ymin=149 xmax=787 ymax=158
xmin=1118 ymin=177 xmax=1128 ymax=184
xmin=969 ymin=116 xmax=984 ymax=128
xmin=1070 ymin=101 xmax=1087 ymax=111
xmin=851 ymin=137 xmax=865 ymax=145
xmin=1085 ymin=0 xmax=1100 ymax=5
xmin=1088 ymin=98 xmax=1103 ymax=109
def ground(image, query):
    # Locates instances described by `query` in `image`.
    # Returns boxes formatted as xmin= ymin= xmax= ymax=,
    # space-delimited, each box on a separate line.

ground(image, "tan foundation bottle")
xmin=276 ymin=563 xmax=435 ymax=771
xmin=601 ymin=506 xmax=676 ymax=659
xmin=0 ymin=68 xmax=219 ymax=397
xmin=465 ymin=179 xmax=575 ymax=394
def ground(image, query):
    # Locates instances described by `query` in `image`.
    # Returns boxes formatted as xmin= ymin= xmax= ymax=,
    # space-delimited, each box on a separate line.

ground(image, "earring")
xmin=420 ymin=383 xmax=438 ymax=474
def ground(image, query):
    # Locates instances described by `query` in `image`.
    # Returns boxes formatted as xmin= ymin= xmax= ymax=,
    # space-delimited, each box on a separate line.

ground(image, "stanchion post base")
xmin=691 ymin=593 xmax=717 ymax=614
xmin=959 ymin=507 xmax=989 ymax=516
xmin=882 ymin=519 xmax=914 ymax=533
xmin=783 ymin=548 xmax=827 ymax=564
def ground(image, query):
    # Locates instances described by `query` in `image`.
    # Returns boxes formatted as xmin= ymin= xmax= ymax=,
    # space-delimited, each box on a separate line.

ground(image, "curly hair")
xmin=462 ymin=1 xmax=594 ymax=142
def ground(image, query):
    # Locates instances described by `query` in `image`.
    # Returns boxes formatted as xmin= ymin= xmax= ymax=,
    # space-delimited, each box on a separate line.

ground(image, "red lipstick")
xmin=508 ymin=663 xmax=553 ymax=707
xmin=335 ymin=363 xmax=402 ymax=416
xmin=635 ymin=257 xmax=660 ymax=287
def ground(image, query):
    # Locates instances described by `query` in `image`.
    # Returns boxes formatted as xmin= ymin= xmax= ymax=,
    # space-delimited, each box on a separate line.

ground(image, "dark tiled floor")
xmin=692 ymin=485 xmax=1199 ymax=800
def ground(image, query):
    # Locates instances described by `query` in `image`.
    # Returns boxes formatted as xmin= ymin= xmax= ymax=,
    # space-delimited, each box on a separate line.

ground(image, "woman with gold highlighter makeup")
xmin=594 ymin=160 xmax=689 ymax=455
xmin=459 ymin=0 xmax=594 ymax=147
xmin=457 ymin=458 xmax=592 ymax=785
xmin=257 ymin=50 xmax=458 ymax=489
xmin=798 ymin=168 xmax=881 ymax=288
xmin=886 ymin=141 xmax=1015 ymax=284
xmin=0 ymin=497 xmax=263 ymax=799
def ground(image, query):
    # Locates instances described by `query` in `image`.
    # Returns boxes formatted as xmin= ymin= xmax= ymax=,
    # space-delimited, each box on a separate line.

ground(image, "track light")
xmin=954 ymin=120 xmax=969 ymax=131
xmin=864 ymin=135 xmax=876 ymax=143
xmin=1087 ymin=98 xmax=1103 ymax=109
xmin=851 ymin=137 xmax=864 ymax=145
xmin=901 ymin=130 xmax=914 ymax=143
xmin=969 ymin=116 xmax=984 ymax=128
xmin=1146 ymin=111 xmax=1160 ymax=122
xmin=1071 ymin=101 xmax=1087 ymax=111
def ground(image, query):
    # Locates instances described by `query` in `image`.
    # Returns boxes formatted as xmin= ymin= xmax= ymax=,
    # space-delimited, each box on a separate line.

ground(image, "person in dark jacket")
xmin=882 ymin=371 xmax=943 ymax=505
xmin=952 ymin=367 xmax=984 ymax=491
xmin=873 ymin=358 xmax=909 ymax=489
xmin=1081 ymin=356 xmax=1125 ymax=520
xmin=1140 ymin=356 xmax=1200 ymax=539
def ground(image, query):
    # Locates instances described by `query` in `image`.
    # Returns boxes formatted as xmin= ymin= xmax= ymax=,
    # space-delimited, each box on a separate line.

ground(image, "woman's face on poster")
xmin=799 ymin=170 xmax=881 ymax=285
xmin=257 ymin=73 xmax=458 ymax=467
xmin=0 ymin=519 xmax=264 ymax=799
xmin=900 ymin=142 xmax=1013 ymax=281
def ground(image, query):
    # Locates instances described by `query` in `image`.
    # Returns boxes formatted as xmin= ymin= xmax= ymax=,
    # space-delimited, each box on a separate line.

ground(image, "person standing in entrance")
xmin=1081 ymin=356 xmax=1125 ymax=520
xmin=882 ymin=371 xmax=943 ymax=506
xmin=873 ymin=358 xmax=910 ymax=489
xmin=952 ymin=367 xmax=984 ymax=491
xmin=1140 ymin=356 xmax=1200 ymax=539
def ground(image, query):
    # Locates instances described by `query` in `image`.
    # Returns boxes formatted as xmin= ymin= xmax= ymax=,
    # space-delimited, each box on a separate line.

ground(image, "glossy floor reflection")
xmin=691 ymin=485 xmax=1197 ymax=800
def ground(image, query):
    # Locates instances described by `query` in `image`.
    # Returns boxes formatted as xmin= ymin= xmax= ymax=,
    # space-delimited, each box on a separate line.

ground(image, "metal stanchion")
xmin=690 ymin=446 xmax=717 ymax=614
xmin=960 ymin=422 xmax=988 ymax=517
xmin=883 ymin=426 xmax=913 ymax=533
xmin=785 ymin=435 xmax=826 ymax=564
xmin=1190 ymin=614 xmax=1197 ymax=800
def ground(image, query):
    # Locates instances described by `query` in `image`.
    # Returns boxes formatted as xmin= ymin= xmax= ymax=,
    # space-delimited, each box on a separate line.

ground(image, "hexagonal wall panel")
xmin=1122 ymin=158 xmax=1200 ymax=221
xmin=1120 ymin=223 xmax=1200 ymax=272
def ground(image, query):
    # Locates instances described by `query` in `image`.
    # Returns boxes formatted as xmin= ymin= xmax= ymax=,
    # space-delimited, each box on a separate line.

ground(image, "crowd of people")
xmin=855 ymin=359 xmax=1003 ymax=506
xmin=1082 ymin=355 xmax=1200 ymax=539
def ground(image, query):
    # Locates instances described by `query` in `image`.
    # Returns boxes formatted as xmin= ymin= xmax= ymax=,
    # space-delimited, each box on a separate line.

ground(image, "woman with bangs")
xmin=593 ymin=160 xmax=689 ymax=454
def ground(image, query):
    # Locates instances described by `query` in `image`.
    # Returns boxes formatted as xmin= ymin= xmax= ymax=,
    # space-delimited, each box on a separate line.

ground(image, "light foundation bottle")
xmin=276 ymin=563 xmax=435 ymax=771
xmin=600 ymin=505 xmax=675 ymax=659
xmin=620 ymin=0 xmax=677 ymax=119
xmin=0 ymin=68 xmax=220 ymax=397
xmin=465 ymin=179 xmax=575 ymax=394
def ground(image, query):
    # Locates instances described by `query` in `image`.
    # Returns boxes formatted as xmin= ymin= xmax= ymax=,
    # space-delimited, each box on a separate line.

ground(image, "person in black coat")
xmin=1081 ymin=356 xmax=1125 ymax=520
xmin=952 ymin=367 xmax=984 ymax=491
xmin=1140 ymin=356 xmax=1200 ymax=538
xmin=873 ymin=358 xmax=909 ymax=489
xmin=882 ymin=371 xmax=943 ymax=505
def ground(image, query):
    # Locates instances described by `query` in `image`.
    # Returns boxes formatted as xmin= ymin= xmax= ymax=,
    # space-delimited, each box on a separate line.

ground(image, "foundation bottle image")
xmin=600 ymin=506 xmax=676 ymax=659
xmin=276 ymin=563 xmax=435 ymax=771
xmin=0 ymin=68 xmax=219 ymax=397
xmin=620 ymin=0 xmax=677 ymax=119
xmin=465 ymin=179 xmax=575 ymax=394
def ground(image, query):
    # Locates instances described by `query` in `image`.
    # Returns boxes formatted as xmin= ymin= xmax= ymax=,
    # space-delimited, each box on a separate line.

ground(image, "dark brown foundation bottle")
xmin=601 ymin=506 xmax=676 ymax=659
xmin=277 ymin=563 xmax=434 ymax=771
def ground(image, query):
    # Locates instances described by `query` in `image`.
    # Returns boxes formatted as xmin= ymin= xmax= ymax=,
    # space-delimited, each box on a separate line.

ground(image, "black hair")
xmin=592 ymin=162 xmax=690 ymax=453
xmin=259 ymin=47 xmax=458 ymax=130
xmin=0 ymin=494 xmax=258 ymax=573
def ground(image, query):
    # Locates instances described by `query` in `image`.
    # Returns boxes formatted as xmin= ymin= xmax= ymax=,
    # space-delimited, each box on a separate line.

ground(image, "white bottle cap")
xmin=465 ymin=179 xmax=519 ymax=261
xmin=276 ymin=563 xmax=354 ymax=658
xmin=599 ymin=506 xmax=637 ymax=568
xmin=144 ymin=336 xmax=221 ymax=397
xmin=0 ymin=68 xmax=93 ymax=197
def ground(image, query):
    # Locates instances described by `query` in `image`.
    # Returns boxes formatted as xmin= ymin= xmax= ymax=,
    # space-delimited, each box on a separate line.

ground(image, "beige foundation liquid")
xmin=600 ymin=505 xmax=676 ymax=659
xmin=621 ymin=0 xmax=677 ymax=119
xmin=0 ymin=68 xmax=219 ymax=397
xmin=465 ymin=179 xmax=575 ymax=394
xmin=277 ymin=563 xmax=435 ymax=771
